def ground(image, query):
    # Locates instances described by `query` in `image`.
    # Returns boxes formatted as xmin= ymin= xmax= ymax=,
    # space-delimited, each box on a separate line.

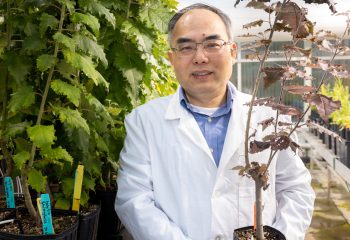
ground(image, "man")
xmin=115 ymin=3 xmax=315 ymax=240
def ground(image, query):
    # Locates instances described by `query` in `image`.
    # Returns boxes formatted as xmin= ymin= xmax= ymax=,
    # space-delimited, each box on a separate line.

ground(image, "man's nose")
xmin=192 ymin=45 xmax=209 ymax=64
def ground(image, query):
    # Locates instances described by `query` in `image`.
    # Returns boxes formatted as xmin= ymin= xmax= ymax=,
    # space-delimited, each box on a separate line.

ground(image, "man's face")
xmin=168 ymin=9 xmax=236 ymax=105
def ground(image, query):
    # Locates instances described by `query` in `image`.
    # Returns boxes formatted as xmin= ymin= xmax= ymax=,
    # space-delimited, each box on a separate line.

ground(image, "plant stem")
xmin=21 ymin=4 xmax=66 ymax=220
xmin=255 ymin=177 xmax=264 ymax=240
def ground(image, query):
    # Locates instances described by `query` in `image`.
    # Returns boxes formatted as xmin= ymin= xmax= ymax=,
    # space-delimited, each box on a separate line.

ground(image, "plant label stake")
xmin=39 ymin=194 xmax=54 ymax=235
xmin=4 ymin=177 xmax=15 ymax=208
xmin=72 ymin=165 xmax=84 ymax=212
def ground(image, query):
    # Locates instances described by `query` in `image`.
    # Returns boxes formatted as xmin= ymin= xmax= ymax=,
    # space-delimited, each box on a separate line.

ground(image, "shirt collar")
xmin=179 ymin=83 xmax=234 ymax=117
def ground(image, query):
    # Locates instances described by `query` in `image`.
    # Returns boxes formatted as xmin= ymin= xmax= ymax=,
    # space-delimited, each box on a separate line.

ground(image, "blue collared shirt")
xmin=179 ymin=84 xmax=233 ymax=167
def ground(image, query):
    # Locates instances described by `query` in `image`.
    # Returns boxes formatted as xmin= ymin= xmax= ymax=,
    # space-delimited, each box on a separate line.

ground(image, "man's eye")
xmin=179 ymin=45 xmax=195 ymax=51
xmin=205 ymin=43 xmax=221 ymax=49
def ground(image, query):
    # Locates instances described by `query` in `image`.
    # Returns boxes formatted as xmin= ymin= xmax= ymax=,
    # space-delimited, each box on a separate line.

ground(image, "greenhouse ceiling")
xmin=178 ymin=0 xmax=350 ymax=42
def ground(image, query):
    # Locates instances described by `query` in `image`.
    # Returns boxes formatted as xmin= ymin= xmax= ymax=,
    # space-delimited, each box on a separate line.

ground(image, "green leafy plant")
xmin=321 ymin=78 xmax=350 ymax=129
xmin=0 ymin=0 xmax=177 ymax=225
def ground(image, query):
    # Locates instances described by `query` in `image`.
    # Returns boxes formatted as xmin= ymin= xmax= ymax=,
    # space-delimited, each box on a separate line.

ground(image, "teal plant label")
xmin=4 ymin=177 xmax=15 ymax=208
xmin=40 ymin=194 xmax=54 ymax=235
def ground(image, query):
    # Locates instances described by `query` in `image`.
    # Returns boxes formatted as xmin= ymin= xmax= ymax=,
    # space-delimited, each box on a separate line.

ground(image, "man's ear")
xmin=167 ymin=51 xmax=174 ymax=66
xmin=230 ymin=42 xmax=237 ymax=61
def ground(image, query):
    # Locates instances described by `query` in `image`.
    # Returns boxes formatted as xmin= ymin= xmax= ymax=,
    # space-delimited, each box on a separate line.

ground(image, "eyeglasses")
xmin=171 ymin=39 xmax=231 ymax=57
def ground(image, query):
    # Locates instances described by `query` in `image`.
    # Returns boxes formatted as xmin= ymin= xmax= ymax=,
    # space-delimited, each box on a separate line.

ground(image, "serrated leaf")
xmin=51 ymin=80 xmax=81 ymax=107
xmin=41 ymin=147 xmax=73 ymax=164
xmin=71 ymin=12 xmax=100 ymax=36
xmin=63 ymin=50 xmax=109 ymax=88
xmin=23 ymin=35 xmax=46 ymax=51
xmin=37 ymin=54 xmax=57 ymax=72
xmin=139 ymin=2 xmax=173 ymax=33
xmin=13 ymin=151 xmax=30 ymax=169
xmin=94 ymin=131 xmax=109 ymax=152
xmin=85 ymin=93 xmax=114 ymax=125
xmin=121 ymin=20 xmax=153 ymax=53
xmin=28 ymin=168 xmax=47 ymax=192
xmin=73 ymin=34 xmax=108 ymax=68
xmin=53 ymin=33 xmax=75 ymax=51
xmin=8 ymin=86 xmax=35 ymax=113
xmin=262 ymin=67 xmax=286 ymax=89
xmin=80 ymin=1 xmax=116 ymax=28
xmin=55 ymin=107 xmax=90 ymax=134
xmin=243 ymin=20 xmax=264 ymax=29
xmin=4 ymin=53 xmax=31 ymax=84
xmin=249 ymin=140 xmax=270 ymax=153
xmin=303 ymin=93 xmax=341 ymax=122
xmin=27 ymin=125 xmax=56 ymax=149
xmin=39 ymin=13 xmax=59 ymax=36
xmin=4 ymin=121 xmax=31 ymax=137
xmin=56 ymin=60 xmax=76 ymax=80
xmin=57 ymin=0 xmax=76 ymax=13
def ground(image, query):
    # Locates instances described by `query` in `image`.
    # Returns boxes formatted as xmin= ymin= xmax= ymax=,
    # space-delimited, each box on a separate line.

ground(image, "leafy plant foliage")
xmin=0 ymin=0 xmax=177 ymax=219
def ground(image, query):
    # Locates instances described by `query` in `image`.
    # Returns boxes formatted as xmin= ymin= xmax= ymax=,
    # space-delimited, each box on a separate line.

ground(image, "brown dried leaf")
xmin=276 ymin=2 xmax=313 ymax=39
xmin=303 ymin=93 xmax=341 ymax=122
xmin=262 ymin=67 xmax=286 ymax=89
xmin=246 ymin=97 xmax=275 ymax=106
xmin=270 ymin=102 xmax=302 ymax=117
xmin=249 ymin=140 xmax=270 ymax=153
xmin=243 ymin=19 xmax=264 ymax=29
xmin=270 ymin=135 xmax=291 ymax=151
xmin=283 ymin=45 xmax=311 ymax=57
xmin=283 ymin=85 xmax=315 ymax=95
xmin=258 ymin=117 xmax=275 ymax=131
xmin=246 ymin=0 xmax=273 ymax=13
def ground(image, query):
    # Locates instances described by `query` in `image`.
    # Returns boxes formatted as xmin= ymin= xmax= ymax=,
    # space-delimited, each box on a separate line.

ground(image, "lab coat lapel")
xmin=218 ymin=91 xmax=250 ymax=174
xmin=165 ymin=90 xmax=214 ymax=163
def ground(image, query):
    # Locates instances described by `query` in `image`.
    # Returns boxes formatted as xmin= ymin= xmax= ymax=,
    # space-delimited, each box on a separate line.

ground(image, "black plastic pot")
xmin=89 ymin=188 xmax=123 ymax=240
xmin=78 ymin=204 xmax=101 ymax=240
xmin=234 ymin=225 xmax=286 ymax=240
xmin=0 ymin=208 xmax=78 ymax=240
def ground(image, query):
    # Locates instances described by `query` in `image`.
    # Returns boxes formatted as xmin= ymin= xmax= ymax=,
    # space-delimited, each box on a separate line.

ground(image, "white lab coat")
xmin=115 ymin=83 xmax=315 ymax=240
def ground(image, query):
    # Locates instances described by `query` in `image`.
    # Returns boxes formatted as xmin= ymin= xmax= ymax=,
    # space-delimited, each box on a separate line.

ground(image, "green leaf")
xmin=54 ymin=107 xmax=90 ymax=134
xmin=80 ymin=1 xmax=116 ymax=28
xmin=28 ymin=168 xmax=47 ymax=192
xmin=53 ymin=33 xmax=75 ymax=51
xmin=13 ymin=151 xmax=30 ymax=170
xmin=63 ymin=50 xmax=109 ymax=88
xmin=56 ymin=60 xmax=76 ymax=80
xmin=39 ymin=13 xmax=59 ymax=36
xmin=4 ymin=121 xmax=31 ymax=137
xmin=94 ymin=131 xmax=109 ymax=152
xmin=51 ymin=80 xmax=81 ymax=107
xmin=139 ymin=2 xmax=173 ymax=33
xmin=55 ymin=197 xmax=71 ymax=210
xmin=27 ymin=125 xmax=56 ymax=149
xmin=4 ymin=53 xmax=31 ymax=84
xmin=62 ymin=178 xmax=74 ymax=198
xmin=41 ymin=147 xmax=73 ymax=164
xmin=37 ymin=54 xmax=57 ymax=72
xmin=73 ymin=34 xmax=108 ymax=68
xmin=83 ymin=175 xmax=95 ymax=191
xmin=0 ymin=34 xmax=6 ymax=57
xmin=8 ymin=86 xmax=35 ymax=113
xmin=23 ymin=35 xmax=46 ymax=51
xmin=121 ymin=20 xmax=153 ymax=53
xmin=57 ymin=0 xmax=76 ymax=13
xmin=85 ymin=93 xmax=114 ymax=125
xmin=80 ymin=190 xmax=89 ymax=206
xmin=71 ymin=13 xmax=100 ymax=36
